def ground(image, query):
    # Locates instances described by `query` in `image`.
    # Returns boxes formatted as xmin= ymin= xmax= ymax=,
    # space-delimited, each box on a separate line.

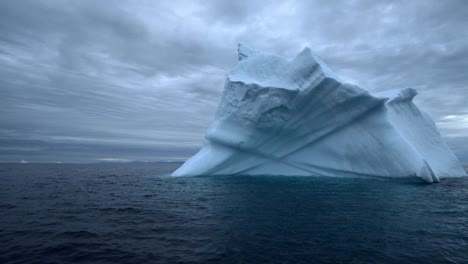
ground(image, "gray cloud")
xmin=0 ymin=0 xmax=467 ymax=163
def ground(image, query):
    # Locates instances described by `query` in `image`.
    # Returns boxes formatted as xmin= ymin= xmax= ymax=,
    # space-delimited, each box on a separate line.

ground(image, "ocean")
xmin=1 ymin=163 xmax=467 ymax=263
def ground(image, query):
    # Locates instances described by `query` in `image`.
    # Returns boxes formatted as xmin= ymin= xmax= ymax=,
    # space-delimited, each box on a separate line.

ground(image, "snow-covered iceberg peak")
xmin=231 ymin=43 xmax=341 ymax=90
xmin=172 ymin=44 xmax=467 ymax=183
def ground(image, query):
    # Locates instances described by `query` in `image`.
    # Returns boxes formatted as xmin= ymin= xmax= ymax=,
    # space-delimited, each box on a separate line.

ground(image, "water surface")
xmin=1 ymin=163 xmax=467 ymax=263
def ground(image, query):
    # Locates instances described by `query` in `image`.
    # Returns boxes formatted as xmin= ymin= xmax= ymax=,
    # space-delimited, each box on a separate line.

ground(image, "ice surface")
xmin=172 ymin=43 xmax=467 ymax=182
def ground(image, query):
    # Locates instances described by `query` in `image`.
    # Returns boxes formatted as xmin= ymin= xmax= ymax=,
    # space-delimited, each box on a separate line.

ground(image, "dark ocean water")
xmin=1 ymin=163 xmax=468 ymax=264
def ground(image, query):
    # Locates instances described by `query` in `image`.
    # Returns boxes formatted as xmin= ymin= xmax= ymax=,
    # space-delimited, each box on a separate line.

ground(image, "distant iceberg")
xmin=173 ymin=43 xmax=467 ymax=183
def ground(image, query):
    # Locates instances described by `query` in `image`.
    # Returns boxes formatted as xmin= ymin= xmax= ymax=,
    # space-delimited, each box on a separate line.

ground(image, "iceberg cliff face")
xmin=172 ymin=44 xmax=467 ymax=183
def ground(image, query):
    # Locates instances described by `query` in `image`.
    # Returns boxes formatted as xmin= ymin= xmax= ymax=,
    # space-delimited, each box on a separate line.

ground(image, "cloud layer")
xmin=1 ymin=0 xmax=467 ymax=163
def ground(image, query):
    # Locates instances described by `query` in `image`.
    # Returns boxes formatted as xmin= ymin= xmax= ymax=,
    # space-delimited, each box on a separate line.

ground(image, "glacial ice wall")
xmin=172 ymin=43 xmax=467 ymax=183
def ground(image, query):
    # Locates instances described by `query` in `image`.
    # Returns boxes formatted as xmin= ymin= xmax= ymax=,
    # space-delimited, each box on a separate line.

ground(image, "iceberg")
xmin=172 ymin=43 xmax=467 ymax=183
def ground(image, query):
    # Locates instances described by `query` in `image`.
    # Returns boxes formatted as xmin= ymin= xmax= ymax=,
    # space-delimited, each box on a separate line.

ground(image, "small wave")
xmin=0 ymin=203 xmax=17 ymax=209
xmin=98 ymin=207 xmax=142 ymax=214
xmin=57 ymin=230 xmax=99 ymax=238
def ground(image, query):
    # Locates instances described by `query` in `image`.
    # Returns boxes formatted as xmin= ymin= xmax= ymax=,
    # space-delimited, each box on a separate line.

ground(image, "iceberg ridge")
xmin=172 ymin=43 xmax=467 ymax=183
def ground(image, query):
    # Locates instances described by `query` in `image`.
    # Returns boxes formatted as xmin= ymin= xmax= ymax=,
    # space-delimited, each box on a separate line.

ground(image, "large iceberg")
xmin=172 ymin=43 xmax=467 ymax=183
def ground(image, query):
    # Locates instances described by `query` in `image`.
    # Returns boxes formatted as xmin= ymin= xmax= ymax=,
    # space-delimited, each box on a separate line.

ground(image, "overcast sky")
xmin=0 ymin=0 xmax=467 ymax=163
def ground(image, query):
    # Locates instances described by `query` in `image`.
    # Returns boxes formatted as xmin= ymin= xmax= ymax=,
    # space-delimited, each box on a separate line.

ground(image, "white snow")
xmin=172 ymin=43 xmax=467 ymax=183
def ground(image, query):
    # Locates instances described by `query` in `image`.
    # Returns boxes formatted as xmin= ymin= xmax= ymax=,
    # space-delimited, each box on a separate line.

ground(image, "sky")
xmin=0 ymin=0 xmax=467 ymax=163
